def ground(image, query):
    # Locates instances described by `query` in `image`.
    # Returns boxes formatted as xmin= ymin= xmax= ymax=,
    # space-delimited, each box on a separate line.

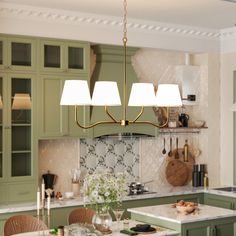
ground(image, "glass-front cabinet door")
xmin=40 ymin=40 xmax=64 ymax=72
xmin=40 ymin=40 xmax=89 ymax=74
xmin=8 ymin=38 xmax=36 ymax=71
xmin=11 ymin=77 xmax=32 ymax=178
xmin=0 ymin=37 xmax=7 ymax=70
xmin=66 ymin=42 xmax=89 ymax=74
xmin=0 ymin=36 xmax=35 ymax=71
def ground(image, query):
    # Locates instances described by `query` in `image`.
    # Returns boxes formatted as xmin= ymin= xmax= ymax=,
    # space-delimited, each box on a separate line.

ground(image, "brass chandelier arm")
xmin=129 ymin=107 xmax=170 ymax=128
xmin=74 ymin=106 xmax=118 ymax=129
xmin=131 ymin=106 xmax=144 ymax=123
xmin=105 ymin=106 xmax=119 ymax=123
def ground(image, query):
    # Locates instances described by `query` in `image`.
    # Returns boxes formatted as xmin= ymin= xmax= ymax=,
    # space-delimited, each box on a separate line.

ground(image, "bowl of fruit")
xmin=172 ymin=200 xmax=198 ymax=215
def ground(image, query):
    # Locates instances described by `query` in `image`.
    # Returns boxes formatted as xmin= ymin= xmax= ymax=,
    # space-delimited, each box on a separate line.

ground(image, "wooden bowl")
xmin=176 ymin=205 xmax=197 ymax=214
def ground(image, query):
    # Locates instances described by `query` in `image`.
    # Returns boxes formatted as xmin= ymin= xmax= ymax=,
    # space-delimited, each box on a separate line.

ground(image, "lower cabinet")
xmin=182 ymin=217 xmax=236 ymax=236
xmin=204 ymin=193 xmax=236 ymax=210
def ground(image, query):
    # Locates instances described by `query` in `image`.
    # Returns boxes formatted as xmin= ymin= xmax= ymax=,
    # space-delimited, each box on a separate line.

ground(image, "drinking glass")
xmin=113 ymin=208 xmax=125 ymax=231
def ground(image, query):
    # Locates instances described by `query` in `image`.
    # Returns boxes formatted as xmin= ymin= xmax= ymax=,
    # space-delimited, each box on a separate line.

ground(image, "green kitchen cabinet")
xmin=90 ymin=45 xmax=159 ymax=137
xmin=40 ymin=39 xmax=90 ymax=74
xmin=204 ymin=193 xmax=235 ymax=209
xmin=182 ymin=217 xmax=236 ymax=236
xmin=38 ymin=75 xmax=92 ymax=138
xmin=0 ymin=72 xmax=37 ymax=203
xmin=0 ymin=35 xmax=36 ymax=72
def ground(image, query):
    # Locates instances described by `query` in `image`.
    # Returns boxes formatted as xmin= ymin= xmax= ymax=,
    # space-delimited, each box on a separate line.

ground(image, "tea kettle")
xmin=179 ymin=113 xmax=189 ymax=127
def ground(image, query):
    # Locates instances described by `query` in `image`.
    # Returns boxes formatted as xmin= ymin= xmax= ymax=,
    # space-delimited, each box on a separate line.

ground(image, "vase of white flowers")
xmin=84 ymin=171 xmax=126 ymax=234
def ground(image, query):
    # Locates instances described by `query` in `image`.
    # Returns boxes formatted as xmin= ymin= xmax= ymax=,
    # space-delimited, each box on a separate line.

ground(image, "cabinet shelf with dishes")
xmin=159 ymin=127 xmax=208 ymax=134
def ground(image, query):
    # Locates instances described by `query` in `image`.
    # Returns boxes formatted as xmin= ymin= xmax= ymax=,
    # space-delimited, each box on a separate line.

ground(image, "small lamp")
xmin=12 ymin=93 xmax=31 ymax=110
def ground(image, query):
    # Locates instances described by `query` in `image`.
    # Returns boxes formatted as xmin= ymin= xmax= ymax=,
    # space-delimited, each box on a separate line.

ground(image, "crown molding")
xmin=0 ymin=3 xmax=220 ymax=39
xmin=0 ymin=3 xmax=222 ymax=52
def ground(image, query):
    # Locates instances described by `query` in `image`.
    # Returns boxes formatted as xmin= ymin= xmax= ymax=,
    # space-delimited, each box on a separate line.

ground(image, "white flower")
xmin=92 ymin=191 xmax=98 ymax=197
xmin=105 ymin=192 xmax=110 ymax=197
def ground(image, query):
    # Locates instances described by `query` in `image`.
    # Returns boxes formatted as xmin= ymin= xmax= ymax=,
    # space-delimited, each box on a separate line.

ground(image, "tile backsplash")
xmin=80 ymin=138 xmax=140 ymax=184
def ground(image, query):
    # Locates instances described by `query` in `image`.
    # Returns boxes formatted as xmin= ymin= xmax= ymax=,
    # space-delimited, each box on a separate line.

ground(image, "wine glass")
xmin=113 ymin=208 xmax=125 ymax=231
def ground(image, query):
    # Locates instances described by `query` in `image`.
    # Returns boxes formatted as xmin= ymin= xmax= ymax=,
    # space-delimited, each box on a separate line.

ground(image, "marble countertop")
xmin=1 ymin=187 xmax=236 ymax=215
xmin=128 ymin=204 xmax=236 ymax=224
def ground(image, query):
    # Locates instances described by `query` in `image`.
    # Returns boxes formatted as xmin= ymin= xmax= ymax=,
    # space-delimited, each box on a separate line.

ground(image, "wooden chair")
xmin=4 ymin=215 xmax=48 ymax=236
xmin=68 ymin=207 xmax=95 ymax=225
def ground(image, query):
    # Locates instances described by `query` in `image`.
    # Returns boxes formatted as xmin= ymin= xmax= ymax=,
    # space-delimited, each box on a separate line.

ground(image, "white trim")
xmin=0 ymin=3 xmax=221 ymax=53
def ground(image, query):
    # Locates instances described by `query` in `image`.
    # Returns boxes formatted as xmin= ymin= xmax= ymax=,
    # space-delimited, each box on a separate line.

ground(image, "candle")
xmin=37 ymin=187 xmax=40 ymax=216
xmin=47 ymin=196 xmax=50 ymax=216
xmin=41 ymin=178 xmax=45 ymax=206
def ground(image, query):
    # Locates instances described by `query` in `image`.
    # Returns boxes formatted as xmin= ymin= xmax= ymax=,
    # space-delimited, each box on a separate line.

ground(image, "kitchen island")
xmin=128 ymin=204 xmax=236 ymax=236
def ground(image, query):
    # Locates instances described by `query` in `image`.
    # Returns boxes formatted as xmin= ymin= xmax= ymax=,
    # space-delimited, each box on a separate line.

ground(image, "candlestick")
xmin=37 ymin=187 xmax=40 ymax=216
xmin=47 ymin=196 xmax=50 ymax=216
xmin=41 ymin=178 xmax=45 ymax=207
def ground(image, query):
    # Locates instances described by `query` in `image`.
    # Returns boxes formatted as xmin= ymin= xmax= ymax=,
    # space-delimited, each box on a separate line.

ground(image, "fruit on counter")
xmin=171 ymin=200 xmax=197 ymax=207
xmin=171 ymin=200 xmax=198 ymax=214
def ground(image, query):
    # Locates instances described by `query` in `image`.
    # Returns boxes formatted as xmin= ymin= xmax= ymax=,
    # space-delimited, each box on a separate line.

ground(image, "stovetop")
xmin=127 ymin=191 xmax=157 ymax=196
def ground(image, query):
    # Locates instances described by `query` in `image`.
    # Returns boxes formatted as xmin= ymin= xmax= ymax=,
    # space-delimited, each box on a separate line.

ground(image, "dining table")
xmin=12 ymin=220 xmax=178 ymax=236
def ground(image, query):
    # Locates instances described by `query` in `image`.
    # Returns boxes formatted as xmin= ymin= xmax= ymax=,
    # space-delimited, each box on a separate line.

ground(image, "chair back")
xmin=68 ymin=207 xmax=95 ymax=225
xmin=4 ymin=215 xmax=48 ymax=236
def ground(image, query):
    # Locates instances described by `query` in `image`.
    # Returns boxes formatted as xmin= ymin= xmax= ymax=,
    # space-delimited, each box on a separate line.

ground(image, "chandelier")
xmin=60 ymin=0 xmax=182 ymax=129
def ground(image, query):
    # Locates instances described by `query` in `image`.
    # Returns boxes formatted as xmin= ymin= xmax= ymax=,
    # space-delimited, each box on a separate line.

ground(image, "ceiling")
xmin=1 ymin=0 xmax=236 ymax=29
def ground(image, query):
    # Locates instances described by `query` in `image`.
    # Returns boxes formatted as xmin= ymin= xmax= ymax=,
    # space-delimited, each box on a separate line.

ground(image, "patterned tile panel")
xmin=80 ymin=138 xmax=140 ymax=183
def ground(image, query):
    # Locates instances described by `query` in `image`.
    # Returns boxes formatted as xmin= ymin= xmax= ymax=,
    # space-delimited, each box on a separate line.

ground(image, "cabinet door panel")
xmin=11 ymin=77 xmax=32 ymax=178
xmin=0 ymin=37 xmax=7 ymax=70
xmin=185 ymin=227 xmax=210 ymax=236
xmin=40 ymin=40 xmax=65 ymax=73
xmin=215 ymin=223 xmax=235 ymax=236
xmin=8 ymin=38 xmax=36 ymax=71
xmin=39 ymin=76 xmax=68 ymax=137
xmin=204 ymin=194 xmax=233 ymax=209
xmin=8 ymin=182 xmax=35 ymax=202
xmin=66 ymin=42 xmax=89 ymax=74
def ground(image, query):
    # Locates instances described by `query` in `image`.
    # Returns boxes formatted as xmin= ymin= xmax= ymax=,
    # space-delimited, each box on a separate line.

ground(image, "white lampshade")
xmin=156 ymin=84 xmax=182 ymax=107
xmin=12 ymin=93 xmax=31 ymax=110
xmin=60 ymin=80 xmax=92 ymax=105
xmin=128 ymin=83 xmax=156 ymax=106
xmin=91 ymin=81 xmax=121 ymax=106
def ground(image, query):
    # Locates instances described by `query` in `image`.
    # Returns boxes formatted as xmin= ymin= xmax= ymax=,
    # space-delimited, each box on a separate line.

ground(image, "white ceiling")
xmin=1 ymin=0 xmax=236 ymax=29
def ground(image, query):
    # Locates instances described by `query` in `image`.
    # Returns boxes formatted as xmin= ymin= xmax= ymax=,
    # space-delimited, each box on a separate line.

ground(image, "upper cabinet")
xmin=0 ymin=36 xmax=36 ymax=72
xmin=37 ymin=39 xmax=92 ymax=139
xmin=40 ymin=39 xmax=89 ymax=74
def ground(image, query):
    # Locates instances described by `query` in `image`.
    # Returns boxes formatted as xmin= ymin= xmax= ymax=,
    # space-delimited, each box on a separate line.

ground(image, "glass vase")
xmin=92 ymin=210 xmax=112 ymax=235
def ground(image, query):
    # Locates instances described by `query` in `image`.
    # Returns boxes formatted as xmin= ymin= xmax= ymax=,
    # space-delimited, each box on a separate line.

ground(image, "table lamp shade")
xmin=12 ymin=93 xmax=31 ymax=110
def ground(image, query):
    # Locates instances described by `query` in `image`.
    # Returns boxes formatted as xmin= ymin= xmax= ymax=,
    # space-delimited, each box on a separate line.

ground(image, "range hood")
xmin=98 ymin=132 xmax=154 ymax=139
xmin=89 ymin=44 xmax=159 ymax=138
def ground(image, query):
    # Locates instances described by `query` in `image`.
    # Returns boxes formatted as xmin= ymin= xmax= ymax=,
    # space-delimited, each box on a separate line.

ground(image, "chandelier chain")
xmin=123 ymin=0 xmax=127 ymax=43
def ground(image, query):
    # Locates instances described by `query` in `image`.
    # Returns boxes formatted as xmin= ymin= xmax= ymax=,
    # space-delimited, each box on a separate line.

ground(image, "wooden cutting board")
xmin=165 ymin=148 xmax=195 ymax=186
xmin=165 ymin=159 xmax=189 ymax=186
